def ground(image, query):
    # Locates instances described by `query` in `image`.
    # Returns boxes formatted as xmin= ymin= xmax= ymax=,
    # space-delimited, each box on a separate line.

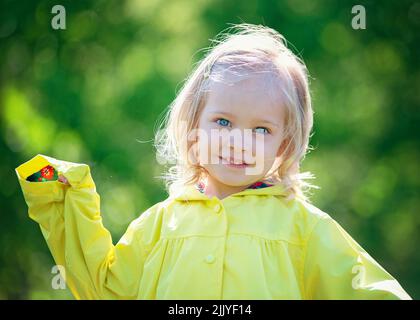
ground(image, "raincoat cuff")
xmin=15 ymin=154 xmax=95 ymax=192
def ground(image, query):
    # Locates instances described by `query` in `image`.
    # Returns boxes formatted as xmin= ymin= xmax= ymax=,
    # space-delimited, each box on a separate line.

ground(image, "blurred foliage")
xmin=0 ymin=0 xmax=419 ymax=299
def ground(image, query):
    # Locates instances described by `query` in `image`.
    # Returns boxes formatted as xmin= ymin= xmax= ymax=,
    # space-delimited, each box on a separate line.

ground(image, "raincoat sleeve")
xmin=15 ymin=154 xmax=152 ymax=300
xmin=302 ymin=215 xmax=412 ymax=300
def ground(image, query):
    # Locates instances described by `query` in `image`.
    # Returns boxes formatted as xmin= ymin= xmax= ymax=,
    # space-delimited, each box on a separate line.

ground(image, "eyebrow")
xmin=208 ymin=111 xmax=279 ymax=128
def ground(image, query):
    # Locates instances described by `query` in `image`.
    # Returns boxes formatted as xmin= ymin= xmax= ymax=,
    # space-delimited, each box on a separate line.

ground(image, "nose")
xmin=221 ymin=131 xmax=246 ymax=153
xmin=219 ymin=129 xmax=256 ymax=161
xmin=225 ymin=131 xmax=255 ymax=152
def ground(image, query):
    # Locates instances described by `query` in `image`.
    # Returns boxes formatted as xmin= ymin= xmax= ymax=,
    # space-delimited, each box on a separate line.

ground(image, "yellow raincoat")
xmin=15 ymin=154 xmax=412 ymax=300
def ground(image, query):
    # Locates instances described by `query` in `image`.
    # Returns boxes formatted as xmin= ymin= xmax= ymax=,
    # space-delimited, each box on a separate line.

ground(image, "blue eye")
xmin=254 ymin=127 xmax=270 ymax=134
xmin=216 ymin=118 xmax=231 ymax=127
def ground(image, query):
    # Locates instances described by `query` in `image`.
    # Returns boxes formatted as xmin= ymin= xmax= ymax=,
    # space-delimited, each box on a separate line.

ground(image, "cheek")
xmin=197 ymin=126 xmax=224 ymax=153
xmin=252 ymin=135 xmax=275 ymax=154
xmin=251 ymin=139 xmax=280 ymax=165
xmin=265 ymin=140 xmax=281 ymax=156
xmin=195 ymin=127 xmax=221 ymax=165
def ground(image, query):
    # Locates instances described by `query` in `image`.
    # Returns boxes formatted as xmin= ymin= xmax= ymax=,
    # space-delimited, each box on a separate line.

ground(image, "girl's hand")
xmin=58 ymin=174 xmax=69 ymax=185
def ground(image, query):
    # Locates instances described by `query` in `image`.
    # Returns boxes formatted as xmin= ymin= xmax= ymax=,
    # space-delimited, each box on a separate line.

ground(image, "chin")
xmin=209 ymin=167 xmax=262 ymax=187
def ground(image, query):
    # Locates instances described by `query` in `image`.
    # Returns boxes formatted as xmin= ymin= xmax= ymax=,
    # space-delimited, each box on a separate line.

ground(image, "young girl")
xmin=16 ymin=24 xmax=412 ymax=300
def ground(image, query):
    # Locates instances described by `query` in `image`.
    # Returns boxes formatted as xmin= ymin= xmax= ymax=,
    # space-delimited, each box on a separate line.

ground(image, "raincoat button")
xmin=213 ymin=204 xmax=221 ymax=213
xmin=204 ymin=254 xmax=216 ymax=264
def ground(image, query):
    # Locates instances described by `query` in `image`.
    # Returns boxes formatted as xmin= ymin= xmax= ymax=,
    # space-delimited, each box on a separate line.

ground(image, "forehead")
xmin=203 ymin=71 xmax=285 ymax=121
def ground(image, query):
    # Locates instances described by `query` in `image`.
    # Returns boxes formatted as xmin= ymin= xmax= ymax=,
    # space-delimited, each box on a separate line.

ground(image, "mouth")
xmin=219 ymin=156 xmax=250 ymax=168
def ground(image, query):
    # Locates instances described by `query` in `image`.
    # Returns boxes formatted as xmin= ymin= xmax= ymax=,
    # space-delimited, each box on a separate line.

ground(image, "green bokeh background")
xmin=0 ymin=0 xmax=419 ymax=299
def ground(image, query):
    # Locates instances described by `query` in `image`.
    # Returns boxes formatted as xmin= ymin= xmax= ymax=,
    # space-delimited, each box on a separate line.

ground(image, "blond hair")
xmin=154 ymin=23 xmax=318 ymax=202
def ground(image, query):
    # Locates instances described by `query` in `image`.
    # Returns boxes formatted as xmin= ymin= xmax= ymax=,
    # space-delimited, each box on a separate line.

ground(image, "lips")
xmin=219 ymin=156 xmax=249 ymax=166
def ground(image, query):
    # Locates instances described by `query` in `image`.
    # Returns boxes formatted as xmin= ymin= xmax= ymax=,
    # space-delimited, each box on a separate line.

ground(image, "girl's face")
xmin=195 ymin=72 xmax=286 ymax=187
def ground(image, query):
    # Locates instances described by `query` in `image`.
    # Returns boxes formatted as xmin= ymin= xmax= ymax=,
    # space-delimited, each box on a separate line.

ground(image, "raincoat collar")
xmin=171 ymin=181 xmax=287 ymax=201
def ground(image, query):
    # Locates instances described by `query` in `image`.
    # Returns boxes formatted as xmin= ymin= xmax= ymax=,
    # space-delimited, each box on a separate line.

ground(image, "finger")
xmin=58 ymin=175 xmax=69 ymax=184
